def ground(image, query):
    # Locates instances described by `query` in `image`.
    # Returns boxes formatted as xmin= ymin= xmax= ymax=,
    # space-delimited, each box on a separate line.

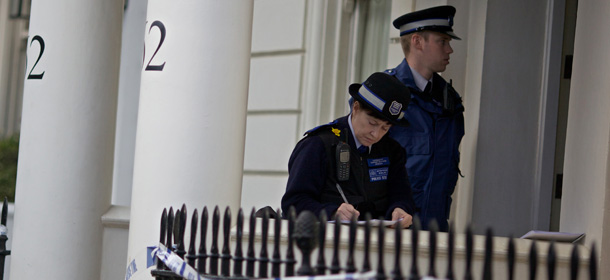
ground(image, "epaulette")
xmin=384 ymin=68 xmax=397 ymax=76
xmin=304 ymin=119 xmax=339 ymax=136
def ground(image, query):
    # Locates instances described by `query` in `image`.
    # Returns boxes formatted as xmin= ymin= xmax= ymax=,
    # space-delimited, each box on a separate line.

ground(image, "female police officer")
xmin=281 ymin=72 xmax=416 ymax=228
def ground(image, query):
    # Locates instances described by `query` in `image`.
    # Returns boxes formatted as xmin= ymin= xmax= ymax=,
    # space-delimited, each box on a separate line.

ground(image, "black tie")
xmin=358 ymin=145 xmax=368 ymax=155
xmin=423 ymin=81 xmax=432 ymax=94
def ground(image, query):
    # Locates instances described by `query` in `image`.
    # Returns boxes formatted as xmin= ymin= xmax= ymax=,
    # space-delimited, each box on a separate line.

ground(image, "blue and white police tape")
xmin=152 ymin=243 xmax=202 ymax=280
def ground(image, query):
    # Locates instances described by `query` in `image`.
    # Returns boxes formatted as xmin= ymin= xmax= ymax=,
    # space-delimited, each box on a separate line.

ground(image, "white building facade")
xmin=0 ymin=0 xmax=608 ymax=279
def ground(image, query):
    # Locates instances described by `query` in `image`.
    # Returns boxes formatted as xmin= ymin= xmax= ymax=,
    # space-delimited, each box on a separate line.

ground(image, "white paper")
xmin=520 ymin=230 xmax=585 ymax=243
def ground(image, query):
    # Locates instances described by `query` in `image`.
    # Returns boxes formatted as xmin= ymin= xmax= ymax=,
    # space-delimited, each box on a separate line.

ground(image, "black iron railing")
xmin=151 ymin=205 xmax=597 ymax=280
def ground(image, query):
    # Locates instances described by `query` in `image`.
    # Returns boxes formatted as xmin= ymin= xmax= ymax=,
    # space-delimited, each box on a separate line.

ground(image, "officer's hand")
xmin=390 ymin=208 xmax=413 ymax=228
xmin=335 ymin=203 xmax=360 ymax=221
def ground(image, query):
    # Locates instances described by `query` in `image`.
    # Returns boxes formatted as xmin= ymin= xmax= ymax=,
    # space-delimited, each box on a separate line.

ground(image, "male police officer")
xmin=386 ymin=6 xmax=465 ymax=231
xmin=281 ymin=73 xmax=416 ymax=228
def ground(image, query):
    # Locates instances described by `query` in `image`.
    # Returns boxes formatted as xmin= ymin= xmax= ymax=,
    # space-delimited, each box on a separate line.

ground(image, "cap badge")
xmin=389 ymin=101 xmax=403 ymax=116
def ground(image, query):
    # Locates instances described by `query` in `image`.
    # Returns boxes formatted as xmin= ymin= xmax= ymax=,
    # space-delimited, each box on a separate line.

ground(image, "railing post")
xmin=464 ymin=225 xmax=473 ymax=280
xmin=482 ymin=228 xmax=493 ymax=280
xmin=221 ymin=207 xmax=232 ymax=277
xmin=446 ymin=223 xmax=455 ymax=280
xmin=428 ymin=221 xmax=438 ymax=278
xmin=548 ymin=241 xmax=556 ymax=280
xmin=529 ymin=241 xmax=538 ymax=280
xmin=376 ymin=216 xmax=386 ymax=280
xmin=233 ymin=208 xmax=245 ymax=278
xmin=295 ymin=211 xmax=318 ymax=276
xmin=285 ymin=207 xmax=297 ymax=277
xmin=0 ymin=198 xmax=11 ymax=280
xmin=315 ymin=210 xmax=327 ymax=275
xmin=197 ymin=207 xmax=208 ymax=274
xmin=391 ymin=219 xmax=403 ymax=280
xmin=589 ymin=242 xmax=597 ymax=280
xmin=186 ymin=209 xmax=199 ymax=268
xmin=362 ymin=214 xmax=372 ymax=272
xmin=259 ymin=210 xmax=270 ymax=278
xmin=508 ymin=236 xmax=515 ymax=280
xmin=271 ymin=209 xmax=282 ymax=278
xmin=176 ymin=205 xmax=187 ymax=258
xmin=409 ymin=216 xmax=420 ymax=280
xmin=210 ymin=206 xmax=220 ymax=275
xmin=330 ymin=215 xmax=342 ymax=274
xmin=156 ymin=209 xmax=168 ymax=276
xmin=246 ymin=208 xmax=256 ymax=278
xmin=346 ymin=216 xmax=357 ymax=273
xmin=570 ymin=242 xmax=579 ymax=280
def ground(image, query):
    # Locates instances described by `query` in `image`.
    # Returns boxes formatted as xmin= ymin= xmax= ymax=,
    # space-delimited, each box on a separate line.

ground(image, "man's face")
xmin=351 ymin=102 xmax=392 ymax=147
xmin=419 ymin=32 xmax=454 ymax=73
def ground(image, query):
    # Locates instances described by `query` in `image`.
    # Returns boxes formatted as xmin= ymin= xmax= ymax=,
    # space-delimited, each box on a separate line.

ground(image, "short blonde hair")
xmin=399 ymin=31 xmax=431 ymax=56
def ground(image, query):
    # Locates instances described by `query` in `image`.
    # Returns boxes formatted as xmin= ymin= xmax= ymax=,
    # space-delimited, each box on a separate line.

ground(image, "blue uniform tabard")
xmin=385 ymin=59 xmax=465 ymax=231
xmin=281 ymin=116 xmax=416 ymax=220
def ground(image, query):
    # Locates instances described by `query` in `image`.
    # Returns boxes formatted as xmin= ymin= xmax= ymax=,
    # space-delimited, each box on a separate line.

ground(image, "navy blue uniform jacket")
xmin=386 ymin=59 xmax=465 ymax=231
xmin=281 ymin=116 xmax=416 ymax=220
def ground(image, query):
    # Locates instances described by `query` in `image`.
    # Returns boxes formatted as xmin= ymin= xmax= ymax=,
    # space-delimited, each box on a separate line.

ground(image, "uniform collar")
xmin=347 ymin=113 xmax=372 ymax=153
xmin=409 ymin=64 xmax=432 ymax=92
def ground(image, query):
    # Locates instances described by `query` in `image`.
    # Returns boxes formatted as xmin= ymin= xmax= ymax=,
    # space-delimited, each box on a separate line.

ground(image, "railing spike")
xmin=175 ymin=205 xmax=187 ymax=258
xmin=197 ymin=207 xmax=208 ymax=274
xmin=233 ymin=208 xmax=244 ymax=277
xmin=315 ymin=209 xmax=327 ymax=275
xmin=570 ymin=242 xmax=579 ymax=280
xmin=529 ymin=241 xmax=538 ymax=280
xmin=258 ymin=207 xmax=270 ymax=278
xmin=220 ymin=206 xmax=232 ymax=277
xmin=507 ymin=236 xmax=515 ymax=280
xmin=408 ymin=215 xmax=420 ymax=280
xmin=173 ymin=209 xmax=181 ymax=254
xmin=271 ymin=208 xmax=282 ymax=278
xmin=245 ymin=208 xmax=257 ymax=278
xmin=186 ymin=209 xmax=199 ymax=267
xmin=428 ymin=219 xmax=438 ymax=278
xmin=392 ymin=218 xmax=403 ymax=280
xmin=482 ymin=228 xmax=493 ymax=280
xmin=346 ymin=215 xmax=357 ymax=273
xmin=285 ymin=206 xmax=297 ymax=276
xmin=1 ymin=197 xmax=7 ymax=226
xmin=329 ymin=215 xmax=342 ymax=274
xmin=547 ymin=241 xmax=556 ymax=280
xmin=589 ymin=242 xmax=597 ymax=280
xmin=376 ymin=216 xmax=386 ymax=280
xmin=446 ymin=222 xmax=455 ymax=280
xmin=295 ymin=210 xmax=318 ymax=276
xmin=362 ymin=213 xmax=372 ymax=272
xmin=157 ymin=209 xmax=168 ymax=271
xmin=209 ymin=205 xmax=220 ymax=275
xmin=464 ymin=224 xmax=473 ymax=280
xmin=167 ymin=207 xmax=174 ymax=252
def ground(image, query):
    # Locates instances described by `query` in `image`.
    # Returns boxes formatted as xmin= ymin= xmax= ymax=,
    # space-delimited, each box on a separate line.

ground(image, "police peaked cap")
xmin=393 ymin=5 xmax=461 ymax=40
xmin=348 ymin=72 xmax=410 ymax=126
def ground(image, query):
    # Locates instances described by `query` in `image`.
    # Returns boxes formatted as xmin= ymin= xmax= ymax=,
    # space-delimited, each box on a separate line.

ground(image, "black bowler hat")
xmin=393 ymin=5 xmax=461 ymax=40
xmin=348 ymin=72 xmax=410 ymax=126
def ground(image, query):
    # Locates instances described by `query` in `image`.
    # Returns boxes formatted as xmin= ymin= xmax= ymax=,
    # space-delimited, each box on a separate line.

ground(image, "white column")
xmin=560 ymin=0 xmax=610 ymax=275
xmin=126 ymin=0 xmax=254 ymax=271
xmin=112 ymin=0 xmax=149 ymax=206
xmin=9 ymin=0 xmax=123 ymax=279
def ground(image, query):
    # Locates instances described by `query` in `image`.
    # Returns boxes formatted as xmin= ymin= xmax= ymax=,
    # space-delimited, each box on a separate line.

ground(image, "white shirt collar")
xmin=409 ymin=65 xmax=432 ymax=92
